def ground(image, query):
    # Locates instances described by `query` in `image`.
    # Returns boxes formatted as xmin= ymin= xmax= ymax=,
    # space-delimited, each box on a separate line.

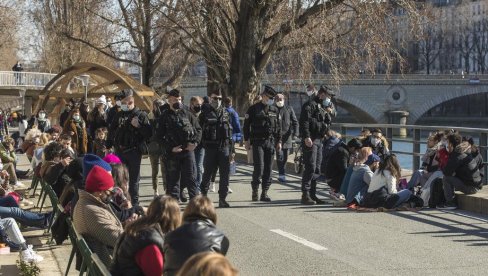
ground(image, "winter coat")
xmin=73 ymin=189 xmax=123 ymax=267
xmin=163 ymin=218 xmax=230 ymax=276
xmin=276 ymin=104 xmax=298 ymax=149
xmin=0 ymin=143 xmax=15 ymax=164
xmin=63 ymin=119 xmax=88 ymax=154
xmin=442 ymin=143 xmax=483 ymax=188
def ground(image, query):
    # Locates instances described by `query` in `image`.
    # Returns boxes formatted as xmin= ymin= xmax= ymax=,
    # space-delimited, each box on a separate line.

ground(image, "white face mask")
xmin=276 ymin=101 xmax=284 ymax=108
xmin=38 ymin=113 xmax=46 ymax=119
xmin=120 ymin=104 xmax=129 ymax=111
xmin=73 ymin=115 xmax=81 ymax=121
xmin=116 ymin=100 xmax=122 ymax=107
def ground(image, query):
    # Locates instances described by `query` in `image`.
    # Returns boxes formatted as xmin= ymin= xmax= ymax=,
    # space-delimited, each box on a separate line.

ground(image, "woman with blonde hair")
xmin=177 ymin=252 xmax=238 ymax=276
xmin=163 ymin=196 xmax=230 ymax=276
xmin=111 ymin=196 xmax=181 ymax=276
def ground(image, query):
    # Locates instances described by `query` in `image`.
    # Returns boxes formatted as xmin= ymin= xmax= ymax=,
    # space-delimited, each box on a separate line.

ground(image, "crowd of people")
xmin=0 ymin=82 xmax=485 ymax=274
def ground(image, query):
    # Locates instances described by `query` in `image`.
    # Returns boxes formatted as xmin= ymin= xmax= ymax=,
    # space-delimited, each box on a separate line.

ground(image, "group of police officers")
xmin=107 ymin=84 xmax=335 ymax=207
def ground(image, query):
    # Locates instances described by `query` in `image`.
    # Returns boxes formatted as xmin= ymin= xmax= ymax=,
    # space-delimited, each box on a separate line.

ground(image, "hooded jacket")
xmin=442 ymin=142 xmax=482 ymax=187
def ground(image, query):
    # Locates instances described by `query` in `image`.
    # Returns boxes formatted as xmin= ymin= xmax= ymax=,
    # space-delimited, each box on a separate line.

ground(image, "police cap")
xmin=168 ymin=89 xmax=181 ymax=98
xmin=262 ymin=85 xmax=277 ymax=98
xmin=318 ymin=85 xmax=336 ymax=96
xmin=120 ymin=88 xmax=134 ymax=99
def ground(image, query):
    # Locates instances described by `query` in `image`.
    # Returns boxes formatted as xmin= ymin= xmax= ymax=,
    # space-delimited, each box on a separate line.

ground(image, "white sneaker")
xmin=329 ymin=191 xmax=345 ymax=201
xmin=210 ymin=182 xmax=215 ymax=192
xmin=14 ymin=182 xmax=26 ymax=189
xmin=20 ymin=245 xmax=44 ymax=263
xmin=228 ymin=187 xmax=233 ymax=194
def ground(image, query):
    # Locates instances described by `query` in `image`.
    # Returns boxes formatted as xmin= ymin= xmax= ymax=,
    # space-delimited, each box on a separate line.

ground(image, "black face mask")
xmin=172 ymin=102 xmax=182 ymax=110
xmin=192 ymin=105 xmax=201 ymax=113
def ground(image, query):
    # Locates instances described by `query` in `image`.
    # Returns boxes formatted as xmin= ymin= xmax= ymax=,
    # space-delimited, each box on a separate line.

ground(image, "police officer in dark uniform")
xmin=299 ymin=85 xmax=335 ymax=205
xmin=243 ymin=85 xmax=282 ymax=202
xmin=199 ymin=91 xmax=234 ymax=207
xmin=106 ymin=89 xmax=152 ymax=205
xmin=107 ymin=92 xmax=123 ymax=128
xmin=156 ymin=89 xmax=202 ymax=202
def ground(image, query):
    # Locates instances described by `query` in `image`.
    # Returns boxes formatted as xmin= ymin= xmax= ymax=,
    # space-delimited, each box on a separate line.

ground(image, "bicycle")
xmin=292 ymin=140 xmax=303 ymax=174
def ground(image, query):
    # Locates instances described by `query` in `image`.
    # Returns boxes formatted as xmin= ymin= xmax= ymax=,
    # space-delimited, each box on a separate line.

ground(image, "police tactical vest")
xmin=202 ymin=108 xmax=232 ymax=145
xmin=309 ymin=103 xmax=330 ymax=138
xmin=114 ymin=110 xmax=143 ymax=149
xmin=251 ymin=105 xmax=279 ymax=140
xmin=164 ymin=110 xmax=196 ymax=145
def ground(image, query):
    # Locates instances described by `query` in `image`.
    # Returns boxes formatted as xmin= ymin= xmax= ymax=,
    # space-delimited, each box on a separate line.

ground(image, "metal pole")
xmin=413 ymin=128 xmax=421 ymax=170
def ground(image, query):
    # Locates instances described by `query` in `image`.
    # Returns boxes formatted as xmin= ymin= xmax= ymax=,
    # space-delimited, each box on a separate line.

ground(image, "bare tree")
xmin=161 ymin=0 xmax=422 ymax=110
xmin=472 ymin=19 xmax=488 ymax=74
xmin=0 ymin=1 xmax=19 ymax=69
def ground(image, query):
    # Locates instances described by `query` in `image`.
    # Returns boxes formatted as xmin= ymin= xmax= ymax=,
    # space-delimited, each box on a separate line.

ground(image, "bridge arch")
xmin=335 ymin=93 xmax=383 ymax=123
xmin=409 ymin=85 xmax=488 ymax=124
xmin=34 ymin=62 xmax=155 ymax=113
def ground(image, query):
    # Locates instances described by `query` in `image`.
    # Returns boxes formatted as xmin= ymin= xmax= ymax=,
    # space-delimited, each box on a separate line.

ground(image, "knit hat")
xmin=85 ymin=165 xmax=114 ymax=193
xmin=103 ymin=154 xmax=122 ymax=164
xmin=83 ymin=154 xmax=112 ymax=180
xmin=364 ymin=154 xmax=381 ymax=165
xmin=96 ymin=95 xmax=107 ymax=106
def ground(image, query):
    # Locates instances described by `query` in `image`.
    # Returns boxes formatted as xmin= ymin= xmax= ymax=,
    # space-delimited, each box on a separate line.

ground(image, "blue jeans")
xmin=407 ymin=170 xmax=423 ymax=189
xmin=0 ymin=206 xmax=47 ymax=228
xmin=392 ymin=189 xmax=412 ymax=208
xmin=194 ymin=147 xmax=205 ymax=192
xmin=276 ymin=148 xmax=289 ymax=176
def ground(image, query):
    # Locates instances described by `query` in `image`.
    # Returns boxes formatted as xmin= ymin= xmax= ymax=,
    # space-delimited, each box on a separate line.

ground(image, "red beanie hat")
xmin=85 ymin=165 xmax=114 ymax=193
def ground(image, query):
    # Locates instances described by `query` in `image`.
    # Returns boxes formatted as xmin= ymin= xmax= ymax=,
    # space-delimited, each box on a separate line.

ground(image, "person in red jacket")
xmin=111 ymin=196 xmax=181 ymax=276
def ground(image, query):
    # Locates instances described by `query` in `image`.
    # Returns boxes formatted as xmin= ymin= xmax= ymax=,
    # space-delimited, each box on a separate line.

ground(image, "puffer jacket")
xmin=73 ymin=189 xmax=123 ymax=267
xmin=442 ymin=142 xmax=482 ymax=188
xmin=163 ymin=217 xmax=230 ymax=276
xmin=111 ymin=224 xmax=165 ymax=276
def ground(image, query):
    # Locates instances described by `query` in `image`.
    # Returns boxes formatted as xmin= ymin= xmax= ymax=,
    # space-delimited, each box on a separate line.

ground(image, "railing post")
xmin=481 ymin=132 xmax=488 ymax=185
xmin=413 ymin=128 xmax=421 ymax=170
xmin=386 ymin=127 xmax=393 ymax=149
xmin=341 ymin=126 xmax=347 ymax=141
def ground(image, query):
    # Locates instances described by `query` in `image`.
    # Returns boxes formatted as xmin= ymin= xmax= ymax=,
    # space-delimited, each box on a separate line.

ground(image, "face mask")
xmin=267 ymin=99 xmax=274 ymax=105
xmin=107 ymin=102 xmax=113 ymax=108
xmin=120 ymin=104 xmax=129 ymax=111
xmin=323 ymin=98 xmax=331 ymax=107
xmin=38 ymin=113 xmax=46 ymax=119
xmin=210 ymin=101 xmax=221 ymax=109
xmin=116 ymin=100 xmax=122 ymax=107
xmin=73 ymin=115 xmax=81 ymax=121
xmin=172 ymin=102 xmax=182 ymax=110
xmin=192 ymin=105 xmax=201 ymax=113
xmin=276 ymin=101 xmax=284 ymax=108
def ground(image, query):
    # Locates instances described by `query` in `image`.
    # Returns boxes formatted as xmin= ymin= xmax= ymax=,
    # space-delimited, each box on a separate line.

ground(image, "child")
xmin=93 ymin=128 xmax=107 ymax=158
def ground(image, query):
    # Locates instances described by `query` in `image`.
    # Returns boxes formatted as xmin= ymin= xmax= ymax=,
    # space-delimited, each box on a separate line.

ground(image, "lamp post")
xmin=19 ymin=88 xmax=26 ymax=116
xmin=79 ymin=74 xmax=90 ymax=101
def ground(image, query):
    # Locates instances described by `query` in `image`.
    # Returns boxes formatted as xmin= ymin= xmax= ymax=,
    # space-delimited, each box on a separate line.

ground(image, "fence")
xmin=0 ymin=71 xmax=56 ymax=88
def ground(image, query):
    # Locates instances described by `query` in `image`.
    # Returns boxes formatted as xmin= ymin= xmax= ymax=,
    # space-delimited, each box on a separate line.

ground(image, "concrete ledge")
xmin=457 ymin=189 xmax=488 ymax=215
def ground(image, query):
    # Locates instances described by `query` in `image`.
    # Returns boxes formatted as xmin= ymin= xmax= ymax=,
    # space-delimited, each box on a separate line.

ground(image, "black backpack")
xmin=428 ymin=178 xmax=446 ymax=208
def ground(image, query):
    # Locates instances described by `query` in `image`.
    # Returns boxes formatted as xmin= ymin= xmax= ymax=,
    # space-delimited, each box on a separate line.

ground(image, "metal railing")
xmin=333 ymin=123 xmax=488 ymax=185
xmin=0 ymin=71 xmax=57 ymax=88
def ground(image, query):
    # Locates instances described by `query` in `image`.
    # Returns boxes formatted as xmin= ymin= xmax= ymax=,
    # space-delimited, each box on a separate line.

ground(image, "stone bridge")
xmin=180 ymin=75 xmax=488 ymax=125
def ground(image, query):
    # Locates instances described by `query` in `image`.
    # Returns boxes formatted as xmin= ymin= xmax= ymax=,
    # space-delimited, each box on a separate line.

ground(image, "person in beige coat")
xmin=73 ymin=163 xmax=123 ymax=267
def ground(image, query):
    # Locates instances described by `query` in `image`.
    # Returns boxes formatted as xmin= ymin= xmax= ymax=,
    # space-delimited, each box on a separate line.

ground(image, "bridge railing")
xmin=333 ymin=123 xmax=488 ymax=185
xmin=0 ymin=71 xmax=57 ymax=88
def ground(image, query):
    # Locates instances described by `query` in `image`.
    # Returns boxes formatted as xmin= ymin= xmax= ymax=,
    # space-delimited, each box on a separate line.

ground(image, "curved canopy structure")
xmin=34 ymin=62 xmax=155 ymax=113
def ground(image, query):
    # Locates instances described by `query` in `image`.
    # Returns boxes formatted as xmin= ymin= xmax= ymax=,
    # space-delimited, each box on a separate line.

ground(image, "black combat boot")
xmin=260 ymin=190 xmax=271 ymax=202
xmin=252 ymin=189 xmax=259 ymax=201
xmin=310 ymin=181 xmax=324 ymax=204
xmin=219 ymin=198 xmax=230 ymax=208
xmin=301 ymin=193 xmax=316 ymax=205
xmin=310 ymin=194 xmax=325 ymax=204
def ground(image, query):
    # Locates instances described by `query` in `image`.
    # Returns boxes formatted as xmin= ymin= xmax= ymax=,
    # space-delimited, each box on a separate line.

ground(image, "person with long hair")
xmin=62 ymin=107 xmax=88 ymax=155
xmin=111 ymin=196 xmax=181 ymax=276
xmin=177 ymin=252 xmax=238 ymax=276
xmin=163 ymin=195 xmax=230 ymax=276
xmin=362 ymin=154 xmax=412 ymax=209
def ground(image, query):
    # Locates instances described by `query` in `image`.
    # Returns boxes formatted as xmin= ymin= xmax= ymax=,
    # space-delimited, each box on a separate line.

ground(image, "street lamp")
xmin=19 ymin=88 xmax=26 ymax=116
xmin=79 ymin=74 xmax=90 ymax=101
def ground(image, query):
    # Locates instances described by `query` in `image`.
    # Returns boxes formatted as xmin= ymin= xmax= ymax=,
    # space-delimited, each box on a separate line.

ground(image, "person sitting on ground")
xmin=437 ymin=133 xmax=483 ymax=210
xmin=361 ymin=128 xmax=389 ymax=160
xmin=177 ymin=252 xmax=239 ymax=276
xmin=358 ymin=128 xmax=371 ymax=140
xmin=463 ymin=136 xmax=484 ymax=174
xmin=0 ymin=138 xmax=24 ymax=189
xmin=320 ymin=130 xmax=342 ymax=179
xmin=362 ymin=154 xmax=412 ymax=209
xmin=339 ymin=146 xmax=372 ymax=198
xmin=93 ymin=128 xmax=108 ymax=158
xmin=111 ymin=196 xmax=181 ymax=276
xmin=346 ymin=153 xmax=380 ymax=207
xmin=73 ymin=162 xmax=124 ymax=267
xmin=163 ymin=195 xmax=230 ymax=276
xmin=407 ymin=132 xmax=444 ymax=190
xmin=0 ymin=217 xmax=44 ymax=262
xmin=325 ymin=138 xmax=363 ymax=201
xmin=63 ymin=108 xmax=88 ymax=155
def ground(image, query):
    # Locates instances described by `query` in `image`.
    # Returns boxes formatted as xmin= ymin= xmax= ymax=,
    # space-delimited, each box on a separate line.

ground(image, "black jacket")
xmin=276 ymin=104 xmax=298 ymax=149
xmin=243 ymin=102 xmax=282 ymax=143
xmin=198 ymin=104 xmax=233 ymax=149
xmin=106 ymin=107 xmax=151 ymax=150
xmin=111 ymin=225 xmax=165 ymax=276
xmin=325 ymin=143 xmax=350 ymax=179
xmin=443 ymin=146 xmax=482 ymax=187
xmin=156 ymin=108 xmax=202 ymax=155
xmin=163 ymin=218 xmax=230 ymax=276
xmin=107 ymin=106 xmax=121 ymax=128
xmin=299 ymin=97 xmax=332 ymax=140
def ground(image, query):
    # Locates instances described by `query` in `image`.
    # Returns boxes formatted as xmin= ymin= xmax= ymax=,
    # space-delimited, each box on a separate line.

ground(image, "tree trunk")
xmin=228 ymin=1 xmax=262 ymax=114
